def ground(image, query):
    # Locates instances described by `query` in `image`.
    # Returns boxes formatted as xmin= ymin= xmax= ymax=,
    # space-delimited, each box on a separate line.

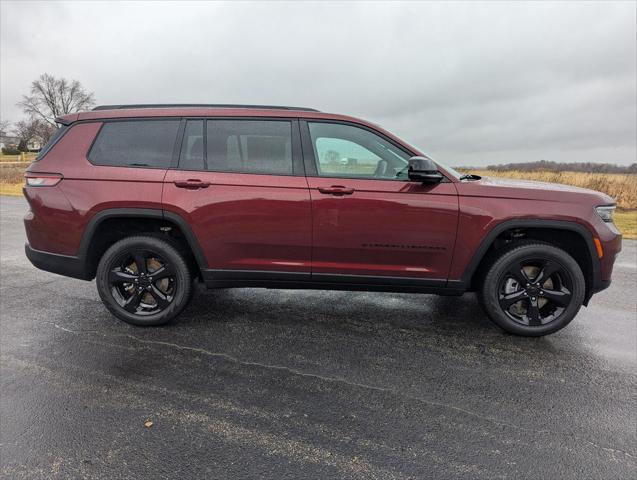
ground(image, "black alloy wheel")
xmin=497 ymin=258 xmax=573 ymax=326
xmin=96 ymin=236 xmax=193 ymax=326
xmin=109 ymin=249 xmax=176 ymax=315
xmin=480 ymin=242 xmax=586 ymax=336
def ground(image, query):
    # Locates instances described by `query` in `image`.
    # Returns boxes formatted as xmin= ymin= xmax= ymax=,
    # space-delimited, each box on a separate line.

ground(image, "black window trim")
xmin=173 ymin=116 xmax=305 ymax=177
xmin=299 ymin=119 xmax=451 ymax=183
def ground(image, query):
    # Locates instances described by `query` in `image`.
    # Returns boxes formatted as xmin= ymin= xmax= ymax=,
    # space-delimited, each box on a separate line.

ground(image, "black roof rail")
xmin=92 ymin=104 xmax=320 ymax=112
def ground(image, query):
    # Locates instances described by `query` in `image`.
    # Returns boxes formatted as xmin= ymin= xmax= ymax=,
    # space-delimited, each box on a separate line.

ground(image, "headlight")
xmin=595 ymin=205 xmax=616 ymax=223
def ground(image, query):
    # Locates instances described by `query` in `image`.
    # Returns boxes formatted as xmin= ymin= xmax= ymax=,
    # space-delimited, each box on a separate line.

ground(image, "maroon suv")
xmin=23 ymin=104 xmax=622 ymax=336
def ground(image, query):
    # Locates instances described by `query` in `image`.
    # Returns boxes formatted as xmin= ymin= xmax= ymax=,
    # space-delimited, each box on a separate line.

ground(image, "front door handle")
xmin=317 ymin=185 xmax=355 ymax=196
xmin=173 ymin=179 xmax=211 ymax=189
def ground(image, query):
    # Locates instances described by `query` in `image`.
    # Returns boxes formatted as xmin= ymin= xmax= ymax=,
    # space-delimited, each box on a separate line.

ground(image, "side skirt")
xmin=201 ymin=270 xmax=465 ymax=296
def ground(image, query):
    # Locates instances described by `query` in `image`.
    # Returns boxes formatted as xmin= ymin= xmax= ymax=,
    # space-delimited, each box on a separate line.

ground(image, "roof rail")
xmin=92 ymin=104 xmax=320 ymax=112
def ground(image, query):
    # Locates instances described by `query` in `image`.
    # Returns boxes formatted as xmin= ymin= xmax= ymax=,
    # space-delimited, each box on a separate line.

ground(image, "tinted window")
xmin=89 ymin=120 xmax=180 ymax=167
xmin=308 ymin=122 xmax=410 ymax=179
xmin=206 ymin=120 xmax=292 ymax=175
xmin=179 ymin=120 xmax=204 ymax=170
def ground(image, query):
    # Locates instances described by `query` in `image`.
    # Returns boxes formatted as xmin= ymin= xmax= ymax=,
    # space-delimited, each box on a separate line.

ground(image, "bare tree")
xmin=0 ymin=119 xmax=10 ymax=134
xmin=14 ymin=118 xmax=52 ymax=151
xmin=18 ymin=73 xmax=95 ymax=127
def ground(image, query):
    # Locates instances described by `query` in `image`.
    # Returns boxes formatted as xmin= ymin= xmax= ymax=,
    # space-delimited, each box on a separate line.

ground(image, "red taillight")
xmin=25 ymin=173 xmax=63 ymax=187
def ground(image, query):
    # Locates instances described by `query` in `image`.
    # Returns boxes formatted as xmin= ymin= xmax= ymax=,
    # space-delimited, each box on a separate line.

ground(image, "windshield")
xmin=427 ymin=155 xmax=462 ymax=179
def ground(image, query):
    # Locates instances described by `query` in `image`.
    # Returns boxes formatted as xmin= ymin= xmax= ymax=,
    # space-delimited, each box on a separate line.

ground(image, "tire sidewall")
xmin=481 ymin=243 xmax=586 ymax=336
xmin=96 ymin=236 xmax=192 ymax=326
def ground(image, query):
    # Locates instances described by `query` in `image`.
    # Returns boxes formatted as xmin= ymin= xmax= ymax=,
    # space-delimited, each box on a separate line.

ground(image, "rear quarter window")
xmin=89 ymin=120 xmax=180 ymax=168
xmin=35 ymin=125 xmax=69 ymax=161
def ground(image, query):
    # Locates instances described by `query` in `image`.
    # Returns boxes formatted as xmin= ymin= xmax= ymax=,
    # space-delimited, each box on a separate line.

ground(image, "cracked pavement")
xmin=1 ymin=196 xmax=636 ymax=479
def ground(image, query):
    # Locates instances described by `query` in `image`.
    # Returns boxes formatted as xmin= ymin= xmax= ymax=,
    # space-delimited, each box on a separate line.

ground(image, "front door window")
xmin=308 ymin=122 xmax=411 ymax=180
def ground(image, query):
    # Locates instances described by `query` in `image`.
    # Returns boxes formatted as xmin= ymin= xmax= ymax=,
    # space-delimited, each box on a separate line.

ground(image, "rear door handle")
xmin=173 ymin=179 xmax=211 ymax=189
xmin=317 ymin=185 xmax=355 ymax=196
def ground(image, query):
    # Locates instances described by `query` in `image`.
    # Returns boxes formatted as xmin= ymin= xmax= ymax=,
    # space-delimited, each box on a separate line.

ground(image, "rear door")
xmin=162 ymin=118 xmax=312 ymax=278
xmin=301 ymin=120 xmax=459 ymax=283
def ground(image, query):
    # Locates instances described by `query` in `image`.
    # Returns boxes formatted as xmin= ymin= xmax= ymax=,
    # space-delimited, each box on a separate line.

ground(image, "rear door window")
xmin=89 ymin=120 xmax=180 ymax=168
xmin=206 ymin=120 xmax=293 ymax=175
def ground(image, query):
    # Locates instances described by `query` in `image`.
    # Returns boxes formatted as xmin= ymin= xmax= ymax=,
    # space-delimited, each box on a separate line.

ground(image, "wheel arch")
xmin=461 ymin=219 xmax=601 ymax=302
xmin=78 ymin=208 xmax=207 ymax=279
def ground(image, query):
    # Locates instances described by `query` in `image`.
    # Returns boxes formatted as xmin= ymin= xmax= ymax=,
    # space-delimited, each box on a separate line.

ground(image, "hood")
xmin=456 ymin=176 xmax=615 ymax=205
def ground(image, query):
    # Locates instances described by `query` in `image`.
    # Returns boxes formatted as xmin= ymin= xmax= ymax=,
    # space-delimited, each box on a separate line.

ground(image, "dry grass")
xmin=614 ymin=210 xmax=637 ymax=239
xmin=463 ymin=169 xmax=637 ymax=209
xmin=0 ymin=153 xmax=37 ymax=163
xmin=0 ymin=183 xmax=23 ymax=196
xmin=0 ymin=165 xmax=27 ymax=184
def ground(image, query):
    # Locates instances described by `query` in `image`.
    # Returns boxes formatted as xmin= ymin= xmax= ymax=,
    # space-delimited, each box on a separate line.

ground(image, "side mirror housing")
xmin=408 ymin=157 xmax=444 ymax=183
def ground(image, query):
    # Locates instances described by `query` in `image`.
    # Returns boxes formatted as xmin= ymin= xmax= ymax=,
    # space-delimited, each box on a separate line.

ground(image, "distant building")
xmin=0 ymin=130 xmax=41 ymax=151
xmin=0 ymin=130 xmax=19 ymax=150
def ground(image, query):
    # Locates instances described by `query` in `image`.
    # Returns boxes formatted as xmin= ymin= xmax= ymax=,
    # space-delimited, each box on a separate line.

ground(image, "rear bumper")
xmin=25 ymin=244 xmax=92 ymax=280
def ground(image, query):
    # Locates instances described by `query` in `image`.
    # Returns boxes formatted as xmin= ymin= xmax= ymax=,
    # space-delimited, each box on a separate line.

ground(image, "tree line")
xmin=483 ymin=160 xmax=637 ymax=174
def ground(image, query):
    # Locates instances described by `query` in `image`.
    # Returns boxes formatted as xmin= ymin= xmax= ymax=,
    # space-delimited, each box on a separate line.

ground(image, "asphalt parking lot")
xmin=1 ymin=195 xmax=635 ymax=479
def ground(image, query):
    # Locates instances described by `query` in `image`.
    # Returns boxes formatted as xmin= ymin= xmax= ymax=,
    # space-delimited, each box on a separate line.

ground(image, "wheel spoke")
xmin=535 ymin=261 xmax=560 ymax=285
xmin=542 ymin=288 xmax=572 ymax=307
xmin=527 ymin=298 xmax=542 ymax=326
xmin=499 ymin=290 xmax=526 ymax=309
xmin=132 ymin=251 xmax=148 ymax=274
xmin=109 ymin=269 xmax=137 ymax=284
xmin=149 ymin=285 xmax=170 ymax=309
xmin=507 ymin=262 xmax=530 ymax=286
xmin=123 ymin=291 xmax=143 ymax=313
xmin=149 ymin=265 xmax=174 ymax=281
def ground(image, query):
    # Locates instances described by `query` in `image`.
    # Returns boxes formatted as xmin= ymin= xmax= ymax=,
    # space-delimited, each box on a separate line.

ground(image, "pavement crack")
xmin=45 ymin=321 xmax=637 ymax=461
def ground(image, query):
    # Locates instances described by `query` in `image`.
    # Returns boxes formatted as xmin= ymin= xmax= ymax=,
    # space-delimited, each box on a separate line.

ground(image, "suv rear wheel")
xmin=96 ymin=236 xmax=193 ymax=326
xmin=479 ymin=242 xmax=586 ymax=336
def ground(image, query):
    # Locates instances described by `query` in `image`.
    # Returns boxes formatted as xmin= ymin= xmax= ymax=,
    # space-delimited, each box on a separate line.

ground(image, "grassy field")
xmin=0 ymin=153 xmax=37 ymax=163
xmin=614 ymin=210 xmax=637 ymax=239
xmin=1 ymin=164 xmax=635 ymax=238
xmin=0 ymin=183 xmax=23 ymax=196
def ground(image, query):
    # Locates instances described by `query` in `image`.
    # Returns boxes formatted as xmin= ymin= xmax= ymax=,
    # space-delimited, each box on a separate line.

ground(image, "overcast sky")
xmin=1 ymin=1 xmax=635 ymax=167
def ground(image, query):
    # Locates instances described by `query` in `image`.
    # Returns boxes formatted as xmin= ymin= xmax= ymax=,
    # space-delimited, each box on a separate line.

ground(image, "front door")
xmin=162 ymin=118 xmax=312 ymax=277
xmin=302 ymin=121 xmax=459 ymax=282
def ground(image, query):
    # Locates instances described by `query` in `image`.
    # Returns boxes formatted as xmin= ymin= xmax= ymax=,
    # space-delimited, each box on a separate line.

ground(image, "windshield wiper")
xmin=459 ymin=174 xmax=481 ymax=181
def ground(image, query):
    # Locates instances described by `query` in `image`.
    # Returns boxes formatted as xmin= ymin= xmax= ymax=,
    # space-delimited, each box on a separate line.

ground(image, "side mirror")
xmin=408 ymin=156 xmax=444 ymax=183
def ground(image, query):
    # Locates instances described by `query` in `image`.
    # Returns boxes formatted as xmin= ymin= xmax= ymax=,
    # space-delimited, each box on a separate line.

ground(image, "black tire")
xmin=479 ymin=241 xmax=586 ymax=336
xmin=96 ymin=235 xmax=193 ymax=326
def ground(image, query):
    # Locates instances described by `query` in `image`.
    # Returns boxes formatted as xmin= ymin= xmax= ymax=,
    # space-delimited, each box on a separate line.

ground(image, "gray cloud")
xmin=1 ymin=1 xmax=635 ymax=166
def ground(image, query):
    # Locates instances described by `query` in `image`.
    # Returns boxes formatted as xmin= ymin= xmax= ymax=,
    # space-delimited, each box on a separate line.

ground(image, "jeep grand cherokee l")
xmin=23 ymin=104 xmax=622 ymax=336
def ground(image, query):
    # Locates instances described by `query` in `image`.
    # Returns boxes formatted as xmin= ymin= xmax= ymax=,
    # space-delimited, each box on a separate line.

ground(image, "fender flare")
xmin=77 ymin=208 xmax=208 ymax=271
xmin=459 ymin=219 xmax=600 ymax=291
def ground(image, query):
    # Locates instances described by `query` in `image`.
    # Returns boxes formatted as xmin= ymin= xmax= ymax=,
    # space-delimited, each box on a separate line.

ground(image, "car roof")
xmin=58 ymin=104 xmax=362 ymax=124
xmin=56 ymin=104 xmax=370 ymax=128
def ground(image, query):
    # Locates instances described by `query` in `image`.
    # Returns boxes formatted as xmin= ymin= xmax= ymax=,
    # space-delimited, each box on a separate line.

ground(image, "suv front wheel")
xmin=480 ymin=242 xmax=586 ymax=336
xmin=96 ymin=236 xmax=193 ymax=326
